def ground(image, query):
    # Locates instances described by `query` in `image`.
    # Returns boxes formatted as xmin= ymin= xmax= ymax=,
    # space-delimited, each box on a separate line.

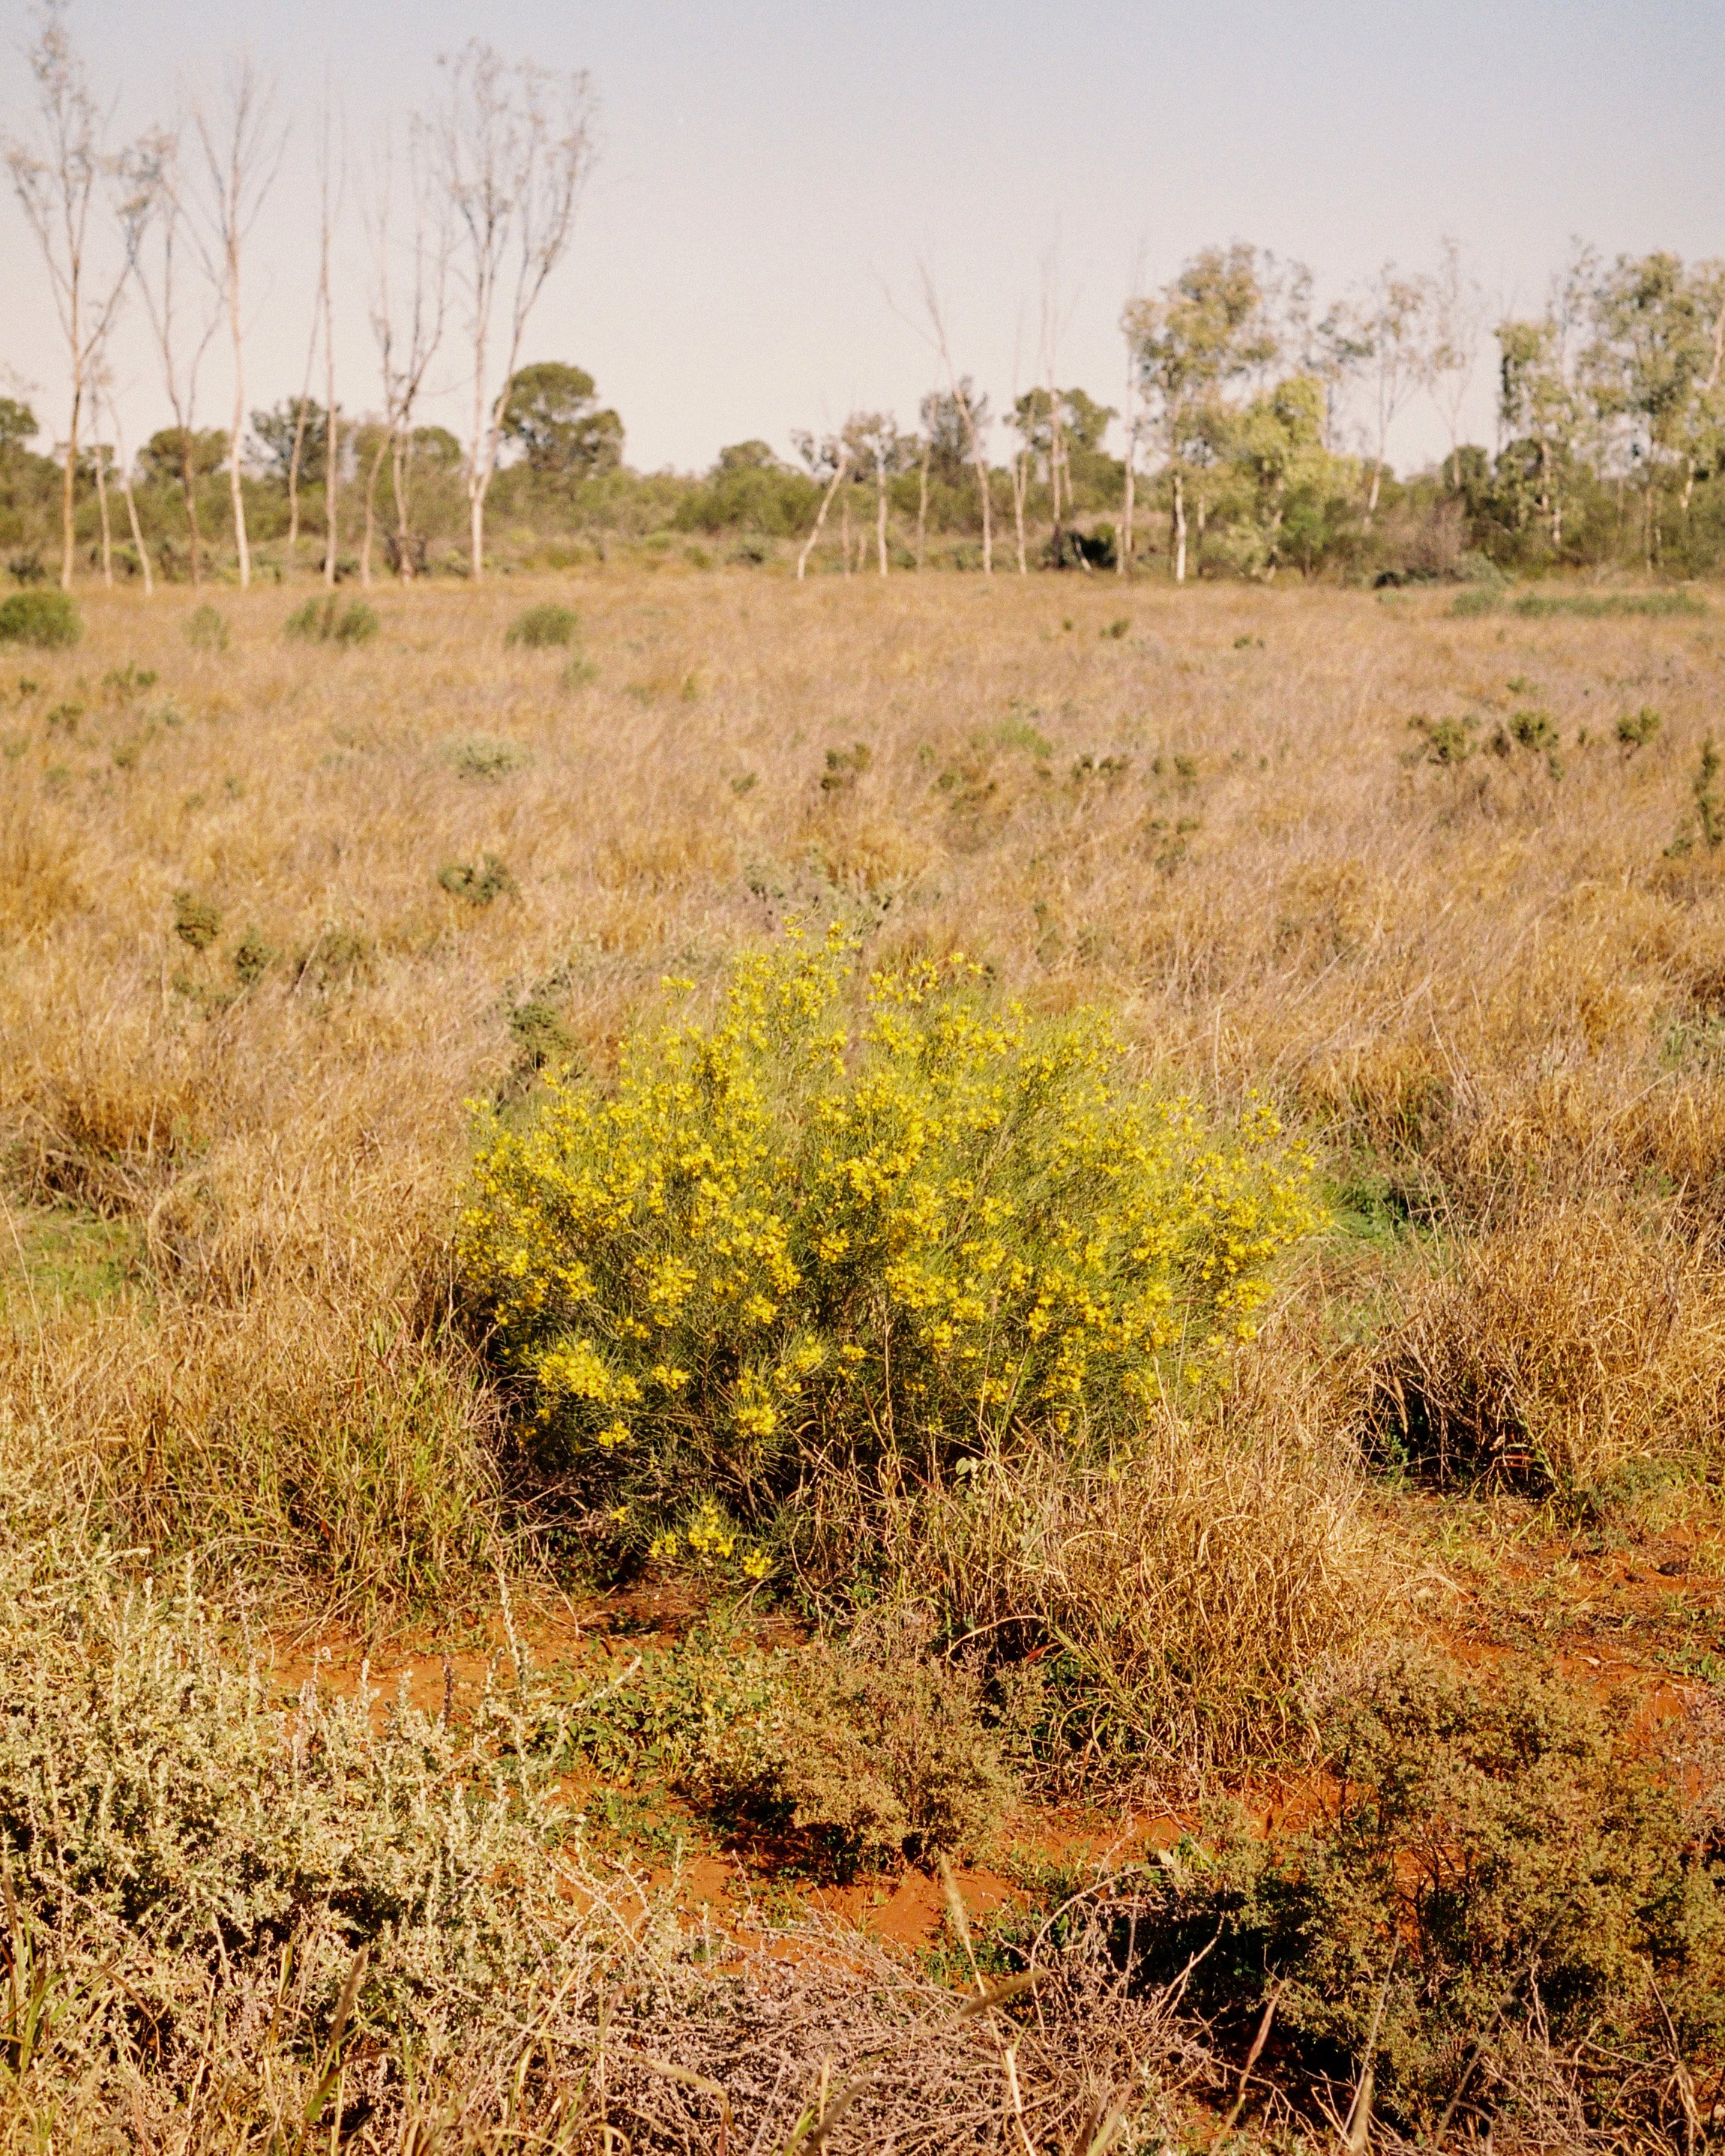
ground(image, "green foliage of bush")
xmin=0 ymin=588 xmax=80 ymax=648
xmin=505 ymin=601 xmax=580 ymax=648
xmin=184 ymin=603 xmax=229 ymax=652
xmin=284 ymin=594 xmax=380 ymax=645
xmin=562 ymin=1621 xmax=1008 ymax=1873
xmin=459 ymin=930 xmax=1318 ymax=1549
xmin=1454 ymin=586 xmax=1708 ymax=621
xmin=172 ymin=889 xmax=221 ymax=951
xmin=445 ymin=734 xmax=526 ymax=781
xmin=1138 ymin=1651 xmax=1725 ymax=2143
xmin=438 ymin=853 xmax=516 ymax=906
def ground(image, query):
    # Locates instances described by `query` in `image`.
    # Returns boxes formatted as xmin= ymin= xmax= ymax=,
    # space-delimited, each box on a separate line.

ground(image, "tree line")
xmin=5 ymin=4 xmax=1724 ymax=590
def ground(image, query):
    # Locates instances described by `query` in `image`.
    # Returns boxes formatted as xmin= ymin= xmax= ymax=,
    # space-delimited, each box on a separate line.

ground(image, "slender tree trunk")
xmin=1011 ymin=450 xmax=1028 ymax=573
xmin=287 ymin=316 xmax=317 ymax=558
xmin=797 ymin=453 xmax=849 ymax=581
xmin=391 ymin=429 xmax=415 ymax=581
xmin=322 ymin=256 xmax=339 ymax=586
xmin=876 ymin=451 xmax=888 ymax=574
xmin=61 ymin=378 xmax=82 ymax=590
xmin=1119 ymin=445 xmax=1134 ymax=578
xmin=181 ymin=440 xmax=204 ymax=587
xmin=840 ymin=490 xmax=852 ymax=576
xmin=915 ymin=438 xmax=930 ymax=570
xmin=104 ymin=393 xmax=154 ymax=595
xmin=360 ymin=433 xmax=391 ymax=585
xmin=227 ymin=264 xmax=251 ymax=587
xmin=1365 ymin=460 xmax=1383 ymax=526
xmin=1172 ymin=466 xmax=1187 ymax=585
xmin=116 ymin=458 xmax=153 ymax=593
xmin=93 ymin=446 xmax=113 ymax=587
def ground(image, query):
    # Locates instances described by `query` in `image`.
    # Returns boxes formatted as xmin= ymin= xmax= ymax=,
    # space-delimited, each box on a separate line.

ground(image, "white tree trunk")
xmin=228 ymin=262 xmax=251 ymax=587
xmin=1172 ymin=467 xmax=1187 ymax=585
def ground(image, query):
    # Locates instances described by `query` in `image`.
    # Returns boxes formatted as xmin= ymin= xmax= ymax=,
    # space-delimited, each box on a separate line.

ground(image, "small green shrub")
xmin=506 ymin=602 xmax=579 ymax=649
xmin=459 ymin=930 xmax=1318 ymax=1543
xmin=561 ymin=1623 xmax=1009 ymax=1874
xmin=184 ymin=603 xmax=229 ymax=653
xmin=285 ymin=594 xmax=379 ymax=645
xmin=509 ymin=998 xmax=577 ymax=1070
xmin=172 ymin=890 xmax=222 ymax=952
xmin=1138 ymin=1650 xmax=1725 ymax=2146
xmin=1409 ymin=712 xmax=1478 ymax=766
xmin=559 ymin=654 xmax=599 ymax=690
xmin=1616 ymin=704 xmax=1662 ymax=754
xmin=0 ymin=588 xmax=80 ymax=648
xmin=446 ymin=735 xmax=526 ymax=781
xmin=231 ymin=926 xmax=275 ymax=986
xmin=438 ymin=853 xmax=516 ymax=906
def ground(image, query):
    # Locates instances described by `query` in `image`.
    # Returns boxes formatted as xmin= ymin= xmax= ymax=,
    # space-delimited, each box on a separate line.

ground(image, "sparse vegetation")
xmin=0 ymin=588 xmax=79 ymax=648
xmin=284 ymin=594 xmax=380 ymax=645
xmin=3 ymin=571 xmax=1725 ymax=2149
xmin=506 ymin=600 xmax=580 ymax=647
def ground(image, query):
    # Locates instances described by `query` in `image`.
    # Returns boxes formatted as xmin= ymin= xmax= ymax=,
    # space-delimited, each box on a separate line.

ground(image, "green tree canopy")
xmin=250 ymin=400 xmax=332 ymax=487
xmin=500 ymin=363 xmax=624 ymax=479
xmin=0 ymin=400 xmax=40 ymax=458
xmin=138 ymin=428 xmax=230 ymax=487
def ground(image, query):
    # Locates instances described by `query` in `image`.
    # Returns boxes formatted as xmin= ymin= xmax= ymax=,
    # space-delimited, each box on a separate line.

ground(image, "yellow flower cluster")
xmin=458 ymin=927 xmax=1319 ymax=1544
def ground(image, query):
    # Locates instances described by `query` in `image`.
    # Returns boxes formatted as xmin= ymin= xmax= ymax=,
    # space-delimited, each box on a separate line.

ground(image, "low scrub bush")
xmin=1370 ymin=1204 xmax=1725 ymax=1499
xmin=0 ymin=1530 xmax=1196 ymax=2148
xmin=1136 ymin=1648 xmax=1725 ymax=2148
xmin=563 ymin=1619 xmax=1009 ymax=1873
xmin=184 ymin=602 xmax=229 ymax=652
xmin=0 ymin=587 xmax=80 ymax=648
xmin=284 ymin=594 xmax=380 ymax=645
xmin=460 ymin=928 xmax=1318 ymax=1532
xmin=506 ymin=600 xmax=580 ymax=648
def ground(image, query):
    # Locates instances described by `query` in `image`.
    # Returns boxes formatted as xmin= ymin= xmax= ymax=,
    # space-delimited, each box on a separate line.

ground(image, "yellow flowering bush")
xmin=459 ymin=929 xmax=1319 ymax=1546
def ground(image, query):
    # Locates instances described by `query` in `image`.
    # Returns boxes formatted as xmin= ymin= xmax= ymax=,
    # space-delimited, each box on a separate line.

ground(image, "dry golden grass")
xmin=2 ymin=567 xmax=1723 ymax=1612
xmin=6 ymin=567 xmax=1725 ymax=2149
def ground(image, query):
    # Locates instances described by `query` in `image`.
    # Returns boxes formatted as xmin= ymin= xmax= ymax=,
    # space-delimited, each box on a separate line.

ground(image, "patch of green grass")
xmin=1 ymin=1205 xmax=140 ymax=1317
xmin=285 ymin=595 xmax=379 ymax=645
xmin=445 ymin=735 xmax=526 ymax=782
xmin=0 ymin=588 xmax=80 ymax=648
xmin=506 ymin=602 xmax=580 ymax=649
xmin=1454 ymin=586 xmax=1707 ymax=621
xmin=185 ymin=603 xmax=229 ymax=653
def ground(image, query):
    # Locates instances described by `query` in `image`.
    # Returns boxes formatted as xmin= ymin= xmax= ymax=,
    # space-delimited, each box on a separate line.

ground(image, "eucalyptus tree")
xmin=1125 ymin=244 xmax=1277 ymax=582
xmin=433 ymin=42 xmax=597 ymax=582
xmin=3 ymin=1 xmax=137 ymax=588
xmin=191 ymin=58 xmax=285 ymax=588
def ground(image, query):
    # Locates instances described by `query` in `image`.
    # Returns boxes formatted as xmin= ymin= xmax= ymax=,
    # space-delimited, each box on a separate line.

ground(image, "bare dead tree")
xmin=121 ymin=127 xmax=221 ymax=585
xmin=4 ymin=1 xmax=136 ymax=589
xmin=1424 ymin=235 xmax=1487 ymax=492
xmin=95 ymin=364 xmax=152 ymax=591
xmin=1117 ymin=313 xmax=1140 ymax=578
xmin=911 ymin=268 xmax=993 ymax=575
xmin=794 ymin=433 xmax=850 ymax=581
xmin=915 ymin=429 xmax=930 ymax=569
xmin=361 ymin=121 xmax=451 ymax=585
xmin=1353 ymin=262 xmax=1430 ymax=526
xmin=88 ymin=417 xmax=112 ymax=581
xmin=191 ymin=59 xmax=286 ymax=588
xmin=315 ymin=101 xmax=343 ymax=588
xmin=433 ymin=42 xmax=596 ymax=583
xmin=285 ymin=309 xmax=317 ymax=558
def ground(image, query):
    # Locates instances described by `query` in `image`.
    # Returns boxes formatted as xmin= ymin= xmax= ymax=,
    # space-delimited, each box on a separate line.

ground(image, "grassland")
xmin=3 ymin=565 xmax=1724 ymax=2149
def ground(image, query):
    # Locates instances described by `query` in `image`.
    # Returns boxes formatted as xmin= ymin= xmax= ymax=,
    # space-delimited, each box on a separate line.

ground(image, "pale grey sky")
xmin=4 ymin=0 xmax=1722 ymax=474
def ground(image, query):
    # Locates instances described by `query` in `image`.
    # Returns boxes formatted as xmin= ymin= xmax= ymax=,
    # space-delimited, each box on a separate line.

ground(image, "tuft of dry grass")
xmin=1369 ymin=1204 xmax=1725 ymax=1498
